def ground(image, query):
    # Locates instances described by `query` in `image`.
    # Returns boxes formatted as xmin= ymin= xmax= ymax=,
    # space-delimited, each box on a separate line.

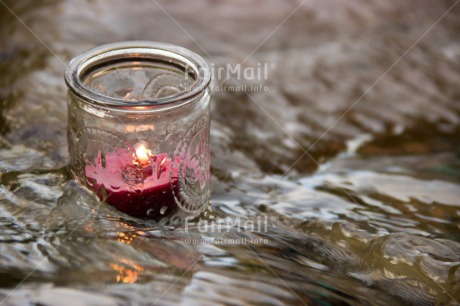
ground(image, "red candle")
xmin=85 ymin=143 xmax=179 ymax=220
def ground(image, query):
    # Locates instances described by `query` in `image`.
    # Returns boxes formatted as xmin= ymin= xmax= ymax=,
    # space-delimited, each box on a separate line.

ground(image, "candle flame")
xmin=134 ymin=143 xmax=152 ymax=164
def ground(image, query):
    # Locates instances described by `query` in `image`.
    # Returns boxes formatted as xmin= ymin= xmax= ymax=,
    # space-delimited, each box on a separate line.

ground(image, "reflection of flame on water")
xmin=110 ymin=259 xmax=144 ymax=284
xmin=111 ymin=231 xmax=144 ymax=283
xmin=117 ymin=231 xmax=138 ymax=245
xmin=116 ymin=230 xmax=146 ymax=245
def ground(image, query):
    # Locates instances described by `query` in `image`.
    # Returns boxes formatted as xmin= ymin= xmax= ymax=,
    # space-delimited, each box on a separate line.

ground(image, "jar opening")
xmin=65 ymin=41 xmax=211 ymax=108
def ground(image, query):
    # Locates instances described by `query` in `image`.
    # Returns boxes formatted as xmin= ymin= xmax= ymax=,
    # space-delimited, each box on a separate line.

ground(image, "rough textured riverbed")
xmin=0 ymin=0 xmax=459 ymax=305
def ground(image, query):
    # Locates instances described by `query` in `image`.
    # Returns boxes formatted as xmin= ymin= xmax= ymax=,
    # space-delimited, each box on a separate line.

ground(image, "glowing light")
xmin=134 ymin=143 xmax=152 ymax=164
xmin=125 ymin=124 xmax=154 ymax=133
xmin=110 ymin=259 xmax=144 ymax=284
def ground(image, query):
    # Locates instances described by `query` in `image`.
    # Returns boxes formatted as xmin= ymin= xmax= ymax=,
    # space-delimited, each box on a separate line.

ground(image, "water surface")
xmin=0 ymin=0 xmax=459 ymax=305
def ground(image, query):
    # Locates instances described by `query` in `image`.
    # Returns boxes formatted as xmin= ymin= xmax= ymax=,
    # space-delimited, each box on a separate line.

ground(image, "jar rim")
xmin=64 ymin=41 xmax=211 ymax=108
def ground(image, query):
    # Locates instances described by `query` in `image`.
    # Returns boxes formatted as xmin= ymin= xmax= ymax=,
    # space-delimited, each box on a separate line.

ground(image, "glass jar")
xmin=65 ymin=41 xmax=211 ymax=225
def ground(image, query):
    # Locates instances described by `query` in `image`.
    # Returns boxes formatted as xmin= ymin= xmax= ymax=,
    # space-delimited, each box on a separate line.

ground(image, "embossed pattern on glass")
xmin=65 ymin=41 xmax=211 ymax=224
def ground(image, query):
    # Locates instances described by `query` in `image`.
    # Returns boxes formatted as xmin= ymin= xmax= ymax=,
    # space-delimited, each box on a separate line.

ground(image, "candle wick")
xmin=123 ymin=160 xmax=154 ymax=184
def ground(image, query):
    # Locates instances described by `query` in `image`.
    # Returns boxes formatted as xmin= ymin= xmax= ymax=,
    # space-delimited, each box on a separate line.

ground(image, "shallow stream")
xmin=0 ymin=0 xmax=459 ymax=305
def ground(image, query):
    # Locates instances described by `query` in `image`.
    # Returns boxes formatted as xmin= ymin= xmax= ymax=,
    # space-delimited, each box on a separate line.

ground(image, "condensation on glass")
xmin=65 ymin=41 xmax=211 ymax=225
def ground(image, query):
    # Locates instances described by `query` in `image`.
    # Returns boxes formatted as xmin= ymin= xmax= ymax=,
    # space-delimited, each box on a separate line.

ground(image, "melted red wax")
xmin=85 ymin=149 xmax=179 ymax=220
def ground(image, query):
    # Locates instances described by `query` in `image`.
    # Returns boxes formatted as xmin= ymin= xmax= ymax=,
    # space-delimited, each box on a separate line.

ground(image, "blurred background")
xmin=0 ymin=0 xmax=459 ymax=305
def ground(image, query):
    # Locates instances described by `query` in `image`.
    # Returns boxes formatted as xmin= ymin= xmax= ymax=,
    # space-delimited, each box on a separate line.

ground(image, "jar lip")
xmin=64 ymin=41 xmax=211 ymax=108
